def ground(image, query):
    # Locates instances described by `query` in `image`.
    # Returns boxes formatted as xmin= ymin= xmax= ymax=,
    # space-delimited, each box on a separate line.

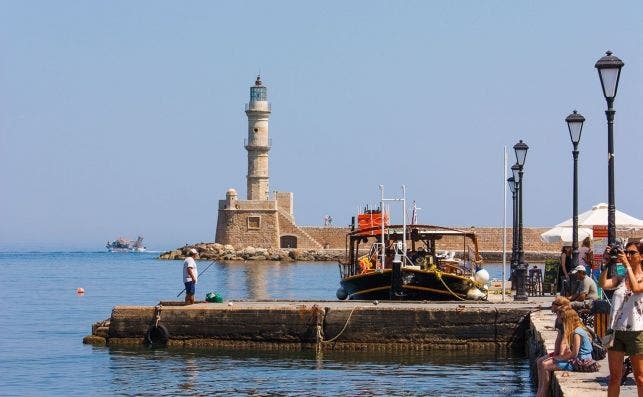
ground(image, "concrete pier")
xmin=85 ymin=299 xmax=537 ymax=350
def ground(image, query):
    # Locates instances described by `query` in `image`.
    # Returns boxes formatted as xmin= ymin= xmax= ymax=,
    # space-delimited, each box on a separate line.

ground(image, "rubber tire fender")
xmin=145 ymin=324 xmax=169 ymax=347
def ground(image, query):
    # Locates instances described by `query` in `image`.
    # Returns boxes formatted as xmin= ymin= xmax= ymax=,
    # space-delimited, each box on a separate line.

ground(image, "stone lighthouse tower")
xmin=215 ymin=76 xmax=325 ymax=250
xmin=245 ymin=75 xmax=271 ymax=200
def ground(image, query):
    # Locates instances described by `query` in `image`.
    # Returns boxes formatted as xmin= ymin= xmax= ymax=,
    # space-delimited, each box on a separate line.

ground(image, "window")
xmin=247 ymin=216 xmax=261 ymax=230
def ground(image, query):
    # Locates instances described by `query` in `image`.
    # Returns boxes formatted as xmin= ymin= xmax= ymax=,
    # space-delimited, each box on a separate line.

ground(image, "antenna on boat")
xmin=379 ymin=185 xmax=385 ymax=268
xmin=402 ymin=185 xmax=407 ymax=255
xmin=379 ymin=184 xmax=408 ymax=268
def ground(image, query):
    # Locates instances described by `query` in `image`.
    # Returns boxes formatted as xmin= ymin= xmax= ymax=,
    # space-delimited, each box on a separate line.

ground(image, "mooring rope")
xmin=430 ymin=265 xmax=467 ymax=301
xmin=154 ymin=304 xmax=162 ymax=326
xmin=319 ymin=305 xmax=361 ymax=344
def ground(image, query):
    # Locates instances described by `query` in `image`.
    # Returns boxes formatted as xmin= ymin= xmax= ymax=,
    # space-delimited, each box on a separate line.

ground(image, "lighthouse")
xmin=215 ymin=77 xmax=323 ymax=250
xmin=245 ymin=75 xmax=271 ymax=200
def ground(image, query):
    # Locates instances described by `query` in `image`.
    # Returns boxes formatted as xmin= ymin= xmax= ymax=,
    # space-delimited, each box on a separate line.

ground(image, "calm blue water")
xmin=0 ymin=252 xmax=534 ymax=396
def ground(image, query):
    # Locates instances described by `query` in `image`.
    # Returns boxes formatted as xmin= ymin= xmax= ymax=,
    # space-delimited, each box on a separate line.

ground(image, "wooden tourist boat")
xmin=336 ymin=196 xmax=488 ymax=301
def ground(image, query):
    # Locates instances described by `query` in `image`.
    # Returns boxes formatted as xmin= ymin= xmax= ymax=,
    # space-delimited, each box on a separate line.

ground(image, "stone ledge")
xmin=85 ymin=301 xmax=537 ymax=351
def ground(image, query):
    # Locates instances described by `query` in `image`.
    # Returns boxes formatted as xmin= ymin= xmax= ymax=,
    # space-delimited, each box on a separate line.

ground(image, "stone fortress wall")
xmin=296 ymin=226 xmax=640 ymax=253
xmin=219 ymin=222 xmax=641 ymax=255
xmin=300 ymin=226 xmax=643 ymax=253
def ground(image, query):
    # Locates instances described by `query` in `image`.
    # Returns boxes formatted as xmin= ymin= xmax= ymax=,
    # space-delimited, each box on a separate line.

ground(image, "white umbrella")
xmin=555 ymin=203 xmax=643 ymax=230
xmin=540 ymin=226 xmax=593 ymax=245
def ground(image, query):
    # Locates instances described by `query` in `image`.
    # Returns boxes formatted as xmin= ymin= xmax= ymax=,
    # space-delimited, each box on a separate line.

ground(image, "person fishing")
xmin=183 ymin=248 xmax=199 ymax=304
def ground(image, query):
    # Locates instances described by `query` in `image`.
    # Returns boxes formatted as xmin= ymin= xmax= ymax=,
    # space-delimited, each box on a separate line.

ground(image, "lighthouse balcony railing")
xmin=244 ymin=138 xmax=272 ymax=150
xmin=245 ymin=103 xmax=271 ymax=112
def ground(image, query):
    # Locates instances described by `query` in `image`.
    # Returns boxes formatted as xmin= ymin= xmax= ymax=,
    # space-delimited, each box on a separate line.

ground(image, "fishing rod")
xmin=177 ymin=261 xmax=216 ymax=297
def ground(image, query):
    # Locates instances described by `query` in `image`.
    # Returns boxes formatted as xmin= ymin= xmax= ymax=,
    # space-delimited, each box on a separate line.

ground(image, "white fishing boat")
xmin=106 ymin=236 xmax=146 ymax=252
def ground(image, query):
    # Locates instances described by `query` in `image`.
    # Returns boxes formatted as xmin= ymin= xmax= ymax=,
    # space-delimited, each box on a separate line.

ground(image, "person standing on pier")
xmin=579 ymin=237 xmax=594 ymax=274
xmin=599 ymin=241 xmax=643 ymax=397
xmin=183 ymin=248 xmax=199 ymax=304
xmin=560 ymin=246 xmax=572 ymax=294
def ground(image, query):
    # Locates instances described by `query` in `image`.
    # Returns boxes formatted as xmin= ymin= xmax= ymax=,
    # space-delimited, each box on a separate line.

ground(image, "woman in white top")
xmin=599 ymin=241 xmax=643 ymax=396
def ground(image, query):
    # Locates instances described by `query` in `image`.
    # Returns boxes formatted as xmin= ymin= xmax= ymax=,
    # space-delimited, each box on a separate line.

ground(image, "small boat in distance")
xmin=337 ymin=187 xmax=488 ymax=301
xmin=106 ymin=236 xmax=146 ymax=252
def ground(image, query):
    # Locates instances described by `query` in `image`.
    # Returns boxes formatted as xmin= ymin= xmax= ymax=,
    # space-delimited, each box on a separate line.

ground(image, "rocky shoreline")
xmin=159 ymin=243 xmax=345 ymax=262
xmin=158 ymin=243 xmax=558 ymax=263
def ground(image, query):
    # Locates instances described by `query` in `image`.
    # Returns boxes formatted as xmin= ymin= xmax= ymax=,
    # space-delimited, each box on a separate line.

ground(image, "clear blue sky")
xmin=1 ymin=1 xmax=642 ymax=251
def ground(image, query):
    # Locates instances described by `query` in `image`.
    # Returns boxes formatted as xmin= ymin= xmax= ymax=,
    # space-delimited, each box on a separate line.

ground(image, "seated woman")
xmin=536 ymin=307 xmax=596 ymax=397
xmin=536 ymin=296 xmax=571 ymax=369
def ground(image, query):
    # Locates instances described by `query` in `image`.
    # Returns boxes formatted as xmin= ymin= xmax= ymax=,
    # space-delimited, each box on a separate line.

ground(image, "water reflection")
xmin=178 ymin=357 xmax=198 ymax=392
xmin=106 ymin=346 xmax=534 ymax=396
xmin=213 ymin=261 xmax=338 ymax=301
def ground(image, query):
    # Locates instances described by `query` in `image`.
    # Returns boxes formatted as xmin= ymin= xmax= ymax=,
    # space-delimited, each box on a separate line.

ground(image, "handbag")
xmin=585 ymin=327 xmax=608 ymax=360
xmin=570 ymin=357 xmax=600 ymax=372
xmin=602 ymin=332 xmax=615 ymax=349
xmin=591 ymin=339 xmax=607 ymax=361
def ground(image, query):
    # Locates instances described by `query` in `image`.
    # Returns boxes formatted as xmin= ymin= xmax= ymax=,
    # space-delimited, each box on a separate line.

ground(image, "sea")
xmin=0 ymin=252 xmax=535 ymax=396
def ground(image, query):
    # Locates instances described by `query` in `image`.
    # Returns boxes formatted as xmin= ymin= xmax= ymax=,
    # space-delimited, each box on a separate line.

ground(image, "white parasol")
xmin=554 ymin=203 xmax=643 ymax=230
xmin=541 ymin=203 xmax=643 ymax=245
xmin=540 ymin=226 xmax=593 ymax=245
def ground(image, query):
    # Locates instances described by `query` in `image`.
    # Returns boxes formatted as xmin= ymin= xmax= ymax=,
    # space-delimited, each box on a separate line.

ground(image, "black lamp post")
xmin=595 ymin=51 xmax=624 ymax=246
xmin=566 ymin=110 xmax=585 ymax=268
xmin=507 ymin=175 xmax=518 ymax=289
xmin=513 ymin=140 xmax=529 ymax=301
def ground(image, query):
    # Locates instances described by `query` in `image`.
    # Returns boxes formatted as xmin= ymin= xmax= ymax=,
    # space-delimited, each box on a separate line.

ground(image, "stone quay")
xmin=84 ymin=296 xmax=641 ymax=396
xmin=84 ymin=298 xmax=536 ymax=351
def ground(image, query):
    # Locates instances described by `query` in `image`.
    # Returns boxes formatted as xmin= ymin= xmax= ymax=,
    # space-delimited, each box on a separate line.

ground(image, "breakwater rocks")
xmin=159 ymin=243 xmax=558 ymax=263
xmin=159 ymin=243 xmax=345 ymax=262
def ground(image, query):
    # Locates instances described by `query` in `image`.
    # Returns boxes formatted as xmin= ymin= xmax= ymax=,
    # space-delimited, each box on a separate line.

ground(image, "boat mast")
xmin=379 ymin=184 xmax=408 ymax=268
xmin=402 ymin=185 xmax=407 ymax=256
xmin=380 ymin=185 xmax=385 ymax=269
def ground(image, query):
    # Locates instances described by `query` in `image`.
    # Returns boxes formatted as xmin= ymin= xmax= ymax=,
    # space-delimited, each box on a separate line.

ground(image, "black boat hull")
xmin=340 ymin=268 xmax=477 ymax=301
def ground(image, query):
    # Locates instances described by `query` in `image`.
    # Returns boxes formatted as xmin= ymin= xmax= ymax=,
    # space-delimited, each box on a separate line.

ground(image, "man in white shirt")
xmin=569 ymin=264 xmax=598 ymax=309
xmin=183 ymin=248 xmax=199 ymax=304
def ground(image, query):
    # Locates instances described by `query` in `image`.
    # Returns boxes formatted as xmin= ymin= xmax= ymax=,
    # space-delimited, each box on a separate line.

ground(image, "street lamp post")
xmin=507 ymin=175 xmax=517 ymax=289
xmin=595 ymin=51 xmax=624 ymax=246
xmin=566 ymin=110 xmax=585 ymax=268
xmin=513 ymin=140 xmax=529 ymax=301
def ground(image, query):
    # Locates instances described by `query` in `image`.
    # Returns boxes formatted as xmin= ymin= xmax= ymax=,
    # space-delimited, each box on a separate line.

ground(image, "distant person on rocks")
xmin=328 ymin=215 xmax=333 ymax=226
xmin=183 ymin=248 xmax=199 ymax=304
xmin=568 ymin=265 xmax=599 ymax=309
xmin=323 ymin=215 xmax=329 ymax=226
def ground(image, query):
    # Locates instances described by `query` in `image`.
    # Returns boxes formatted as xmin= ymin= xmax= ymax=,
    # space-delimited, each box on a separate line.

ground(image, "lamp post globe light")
xmin=507 ymin=176 xmax=518 ymax=289
xmin=595 ymin=51 xmax=624 ymax=245
xmin=513 ymin=140 xmax=529 ymax=301
xmin=565 ymin=110 xmax=585 ymax=268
